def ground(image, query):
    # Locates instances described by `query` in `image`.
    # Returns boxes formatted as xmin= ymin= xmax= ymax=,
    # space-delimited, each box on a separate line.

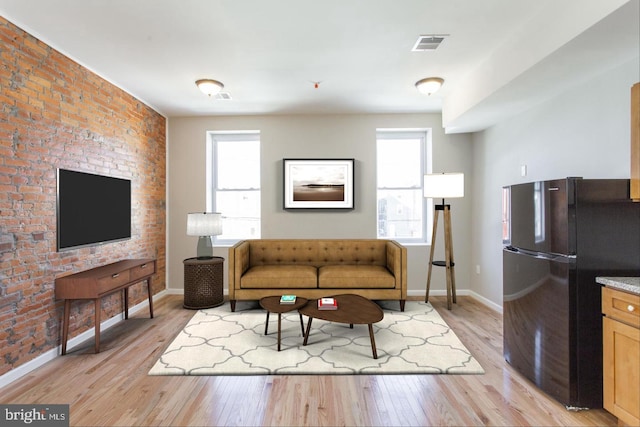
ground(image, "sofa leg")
xmin=230 ymin=300 xmax=236 ymax=312
xmin=400 ymin=299 xmax=405 ymax=312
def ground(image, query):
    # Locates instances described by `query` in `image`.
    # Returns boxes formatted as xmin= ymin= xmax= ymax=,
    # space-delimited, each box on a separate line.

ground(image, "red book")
xmin=318 ymin=297 xmax=338 ymax=310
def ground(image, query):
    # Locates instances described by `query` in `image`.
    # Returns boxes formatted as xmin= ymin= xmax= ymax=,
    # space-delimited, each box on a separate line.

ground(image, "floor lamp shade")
xmin=423 ymin=173 xmax=464 ymax=200
xmin=187 ymin=212 xmax=222 ymax=259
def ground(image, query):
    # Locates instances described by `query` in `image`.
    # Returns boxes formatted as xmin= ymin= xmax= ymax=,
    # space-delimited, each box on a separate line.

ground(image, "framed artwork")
xmin=283 ymin=158 xmax=354 ymax=209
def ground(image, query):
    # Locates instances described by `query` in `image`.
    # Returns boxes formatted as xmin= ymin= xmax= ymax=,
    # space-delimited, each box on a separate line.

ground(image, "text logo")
xmin=1 ymin=405 xmax=69 ymax=427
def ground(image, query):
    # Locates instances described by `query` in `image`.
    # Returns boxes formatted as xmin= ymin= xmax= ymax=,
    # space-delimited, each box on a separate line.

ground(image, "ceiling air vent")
xmin=215 ymin=92 xmax=232 ymax=100
xmin=412 ymin=35 xmax=447 ymax=51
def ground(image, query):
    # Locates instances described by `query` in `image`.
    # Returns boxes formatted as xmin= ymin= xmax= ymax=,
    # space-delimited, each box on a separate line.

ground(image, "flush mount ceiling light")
xmin=415 ymin=77 xmax=444 ymax=96
xmin=195 ymin=79 xmax=224 ymax=96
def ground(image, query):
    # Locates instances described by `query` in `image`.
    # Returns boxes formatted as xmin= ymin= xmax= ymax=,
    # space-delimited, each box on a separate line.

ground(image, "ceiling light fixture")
xmin=415 ymin=77 xmax=444 ymax=96
xmin=195 ymin=79 xmax=224 ymax=96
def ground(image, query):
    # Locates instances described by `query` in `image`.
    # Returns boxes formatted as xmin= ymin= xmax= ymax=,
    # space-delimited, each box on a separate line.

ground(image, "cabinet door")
xmin=603 ymin=316 xmax=640 ymax=426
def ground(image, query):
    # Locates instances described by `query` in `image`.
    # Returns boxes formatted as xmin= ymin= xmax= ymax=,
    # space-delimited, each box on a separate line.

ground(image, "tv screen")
xmin=57 ymin=168 xmax=132 ymax=251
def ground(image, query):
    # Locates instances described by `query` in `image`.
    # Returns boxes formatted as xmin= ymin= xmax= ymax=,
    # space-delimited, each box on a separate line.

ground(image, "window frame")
xmin=206 ymin=131 xmax=261 ymax=245
xmin=376 ymin=128 xmax=432 ymax=244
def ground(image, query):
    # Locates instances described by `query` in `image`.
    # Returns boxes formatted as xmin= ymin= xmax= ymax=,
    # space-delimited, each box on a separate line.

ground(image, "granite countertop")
xmin=596 ymin=277 xmax=640 ymax=296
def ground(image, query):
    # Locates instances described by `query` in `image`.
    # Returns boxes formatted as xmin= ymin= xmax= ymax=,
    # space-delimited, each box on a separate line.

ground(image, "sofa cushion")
xmin=240 ymin=265 xmax=317 ymax=289
xmin=318 ymin=265 xmax=395 ymax=289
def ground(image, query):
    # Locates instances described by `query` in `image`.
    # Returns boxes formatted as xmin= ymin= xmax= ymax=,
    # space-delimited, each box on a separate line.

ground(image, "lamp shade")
xmin=187 ymin=212 xmax=222 ymax=236
xmin=423 ymin=173 xmax=464 ymax=198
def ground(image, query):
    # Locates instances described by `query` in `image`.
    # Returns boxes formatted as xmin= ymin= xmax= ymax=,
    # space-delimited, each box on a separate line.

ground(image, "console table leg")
xmin=94 ymin=299 xmax=101 ymax=353
xmin=147 ymin=277 xmax=154 ymax=318
xmin=62 ymin=300 xmax=71 ymax=355
xmin=124 ymin=288 xmax=129 ymax=320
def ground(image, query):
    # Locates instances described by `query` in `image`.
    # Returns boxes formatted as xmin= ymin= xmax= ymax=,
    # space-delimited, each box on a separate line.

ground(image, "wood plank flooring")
xmin=0 ymin=295 xmax=618 ymax=426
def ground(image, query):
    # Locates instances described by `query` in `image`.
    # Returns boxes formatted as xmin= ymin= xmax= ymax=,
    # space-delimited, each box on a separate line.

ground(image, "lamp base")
xmin=196 ymin=236 xmax=214 ymax=259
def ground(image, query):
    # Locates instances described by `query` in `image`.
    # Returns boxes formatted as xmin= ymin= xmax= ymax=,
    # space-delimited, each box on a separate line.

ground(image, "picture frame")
xmin=283 ymin=158 xmax=354 ymax=209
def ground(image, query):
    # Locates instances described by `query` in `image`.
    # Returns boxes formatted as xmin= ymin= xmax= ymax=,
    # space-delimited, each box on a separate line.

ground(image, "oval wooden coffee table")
xmin=259 ymin=296 xmax=308 ymax=351
xmin=299 ymin=294 xmax=384 ymax=359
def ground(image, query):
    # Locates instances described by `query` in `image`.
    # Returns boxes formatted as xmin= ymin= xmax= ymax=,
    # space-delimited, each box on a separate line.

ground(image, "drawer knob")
xmin=112 ymin=273 xmax=120 ymax=279
xmin=628 ymin=305 xmax=636 ymax=312
xmin=141 ymin=263 xmax=147 ymax=268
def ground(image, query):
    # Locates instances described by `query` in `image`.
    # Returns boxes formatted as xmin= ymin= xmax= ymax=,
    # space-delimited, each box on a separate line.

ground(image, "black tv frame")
xmin=56 ymin=168 xmax=132 ymax=252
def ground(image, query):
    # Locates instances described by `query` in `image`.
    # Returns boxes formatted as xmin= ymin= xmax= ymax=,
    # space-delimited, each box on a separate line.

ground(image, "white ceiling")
xmin=0 ymin=0 xmax=638 ymax=133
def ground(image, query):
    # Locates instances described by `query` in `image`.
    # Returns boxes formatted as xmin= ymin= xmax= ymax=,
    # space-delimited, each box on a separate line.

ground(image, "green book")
xmin=280 ymin=295 xmax=296 ymax=304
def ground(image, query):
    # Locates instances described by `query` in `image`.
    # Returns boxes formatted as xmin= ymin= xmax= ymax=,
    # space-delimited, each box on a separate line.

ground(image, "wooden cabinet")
xmin=632 ymin=82 xmax=639 ymax=201
xmin=602 ymin=286 xmax=640 ymax=426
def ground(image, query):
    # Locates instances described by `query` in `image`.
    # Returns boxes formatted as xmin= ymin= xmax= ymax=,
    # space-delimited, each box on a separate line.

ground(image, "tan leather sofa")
xmin=228 ymin=239 xmax=407 ymax=312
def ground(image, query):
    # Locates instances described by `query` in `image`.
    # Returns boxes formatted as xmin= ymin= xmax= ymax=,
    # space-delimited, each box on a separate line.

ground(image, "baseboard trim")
xmin=467 ymin=290 xmax=503 ymax=313
xmin=407 ymin=289 xmax=503 ymax=313
xmin=0 ymin=290 xmax=169 ymax=389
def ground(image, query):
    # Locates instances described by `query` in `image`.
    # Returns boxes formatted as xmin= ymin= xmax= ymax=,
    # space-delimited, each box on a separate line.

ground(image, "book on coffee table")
xmin=318 ymin=297 xmax=338 ymax=310
xmin=280 ymin=295 xmax=297 ymax=304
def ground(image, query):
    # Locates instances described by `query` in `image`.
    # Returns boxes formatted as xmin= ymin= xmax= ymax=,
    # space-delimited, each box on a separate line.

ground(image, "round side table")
xmin=259 ymin=296 xmax=309 ymax=351
xmin=183 ymin=257 xmax=224 ymax=309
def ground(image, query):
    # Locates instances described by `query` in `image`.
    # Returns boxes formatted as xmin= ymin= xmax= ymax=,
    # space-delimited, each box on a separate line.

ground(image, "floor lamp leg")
xmin=425 ymin=208 xmax=439 ymax=303
xmin=443 ymin=206 xmax=457 ymax=309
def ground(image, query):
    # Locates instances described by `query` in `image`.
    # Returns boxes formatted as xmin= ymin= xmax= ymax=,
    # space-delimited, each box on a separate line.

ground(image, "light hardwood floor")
xmin=1 ymin=295 xmax=617 ymax=426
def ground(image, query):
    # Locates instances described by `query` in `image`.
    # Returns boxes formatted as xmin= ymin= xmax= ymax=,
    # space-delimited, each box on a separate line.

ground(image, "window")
xmin=376 ymin=129 xmax=431 ymax=243
xmin=207 ymin=132 xmax=261 ymax=244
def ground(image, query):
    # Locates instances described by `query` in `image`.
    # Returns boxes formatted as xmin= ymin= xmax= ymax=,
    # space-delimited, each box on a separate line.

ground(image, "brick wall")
xmin=0 ymin=17 xmax=166 ymax=375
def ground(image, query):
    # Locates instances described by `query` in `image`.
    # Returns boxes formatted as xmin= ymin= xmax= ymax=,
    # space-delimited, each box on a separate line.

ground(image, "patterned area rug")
xmin=148 ymin=301 xmax=484 ymax=375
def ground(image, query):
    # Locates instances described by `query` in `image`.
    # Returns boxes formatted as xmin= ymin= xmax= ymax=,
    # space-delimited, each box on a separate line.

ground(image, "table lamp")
xmin=187 ymin=212 xmax=222 ymax=259
xmin=423 ymin=173 xmax=464 ymax=310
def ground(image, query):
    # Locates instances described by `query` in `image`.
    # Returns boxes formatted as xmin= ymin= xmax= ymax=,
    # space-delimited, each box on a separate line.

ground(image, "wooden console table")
xmin=55 ymin=258 xmax=156 ymax=355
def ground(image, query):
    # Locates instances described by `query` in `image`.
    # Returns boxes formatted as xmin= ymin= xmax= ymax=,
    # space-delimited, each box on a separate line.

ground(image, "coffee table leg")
xmin=277 ymin=313 xmax=282 ymax=351
xmin=299 ymin=313 xmax=305 ymax=336
xmin=264 ymin=311 xmax=270 ymax=335
xmin=368 ymin=324 xmax=378 ymax=359
xmin=303 ymin=317 xmax=313 ymax=346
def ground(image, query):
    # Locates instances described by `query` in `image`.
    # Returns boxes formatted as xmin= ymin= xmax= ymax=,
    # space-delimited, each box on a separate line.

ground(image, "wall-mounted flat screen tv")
xmin=57 ymin=168 xmax=131 ymax=251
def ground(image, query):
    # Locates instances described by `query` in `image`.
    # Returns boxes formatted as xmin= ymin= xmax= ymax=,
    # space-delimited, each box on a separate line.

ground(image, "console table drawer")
xmin=98 ymin=270 xmax=131 ymax=294
xmin=130 ymin=261 xmax=156 ymax=281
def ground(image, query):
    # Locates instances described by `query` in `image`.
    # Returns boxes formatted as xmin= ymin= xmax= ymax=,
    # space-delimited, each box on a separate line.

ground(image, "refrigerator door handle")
xmin=505 ymin=246 xmax=576 ymax=263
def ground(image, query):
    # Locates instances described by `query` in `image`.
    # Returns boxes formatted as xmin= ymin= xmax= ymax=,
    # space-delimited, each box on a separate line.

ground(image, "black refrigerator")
xmin=502 ymin=177 xmax=640 ymax=409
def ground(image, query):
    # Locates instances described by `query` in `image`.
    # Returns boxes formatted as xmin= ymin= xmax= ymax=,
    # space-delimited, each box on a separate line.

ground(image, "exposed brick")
xmin=0 ymin=16 xmax=166 ymax=377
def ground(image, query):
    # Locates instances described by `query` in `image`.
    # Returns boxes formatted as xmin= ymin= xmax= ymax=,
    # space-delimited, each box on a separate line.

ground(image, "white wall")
xmin=168 ymin=113 xmax=473 ymax=298
xmin=470 ymin=58 xmax=640 ymax=307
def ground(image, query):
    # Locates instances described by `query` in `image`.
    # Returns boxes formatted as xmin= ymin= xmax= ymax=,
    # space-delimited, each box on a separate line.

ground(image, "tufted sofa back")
xmin=246 ymin=239 xmax=388 ymax=267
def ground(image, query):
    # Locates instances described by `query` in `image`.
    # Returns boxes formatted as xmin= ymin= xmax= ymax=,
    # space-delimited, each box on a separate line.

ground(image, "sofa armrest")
xmin=228 ymin=240 xmax=251 ymax=299
xmin=385 ymin=240 xmax=407 ymax=297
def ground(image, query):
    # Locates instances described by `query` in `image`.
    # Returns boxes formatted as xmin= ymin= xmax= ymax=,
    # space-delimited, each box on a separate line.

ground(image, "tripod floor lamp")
xmin=424 ymin=173 xmax=464 ymax=310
